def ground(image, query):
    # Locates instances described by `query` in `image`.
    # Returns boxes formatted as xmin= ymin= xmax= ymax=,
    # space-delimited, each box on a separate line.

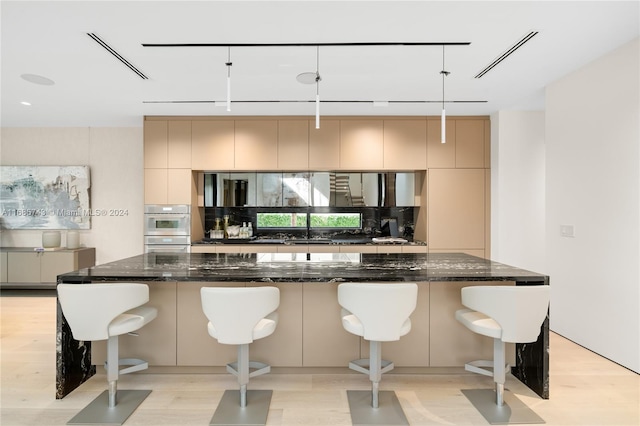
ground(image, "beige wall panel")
xmin=429 ymin=281 xmax=515 ymax=366
xmin=215 ymin=246 xmax=242 ymax=253
xmin=340 ymin=120 xmax=384 ymax=170
xmin=248 ymin=283 xmax=303 ymax=367
xmin=360 ymin=282 xmax=429 ymax=366
xmin=234 ymin=120 xmax=278 ymax=170
xmin=176 ymin=281 xmax=243 ymax=366
xmin=144 ymin=169 xmax=168 ymax=204
xmin=308 ymin=120 xmax=340 ymax=170
xmin=167 ymin=169 xmax=192 ymax=204
xmin=455 ymin=119 xmax=485 ymax=168
xmin=302 ymin=283 xmax=360 ymax=366
xmin=144 ymin=120 xmax=167 ymax=168
xmin=167 ymin=121 xmax=192 ymax=169
xmin=428 ymin=169 xmax=485 ymax=250
xmin=191 ymin=120 xmax=235 ymax=170
xmin=277 ymin=246 xmax=308 ymax=253
xmin=94 ymin=282 xmax=178 ymax=366
xmin=427 ymin=118 xmax=456 ymax=168
xmin=240 ymin=245 xmax=278 ymax=253
xmin=278 ymin=120 xmax=309 ymax=170
xmin=383 ymin=119 xmax=427 ymax=170
xmin=484 ymin=119 xmax=491 ymax=168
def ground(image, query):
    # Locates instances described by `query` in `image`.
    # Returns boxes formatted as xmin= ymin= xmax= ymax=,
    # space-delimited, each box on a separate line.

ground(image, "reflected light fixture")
xmin=315 ymin=46 xmax=321 ymax=129
xmin=226 ymin=47 xmax=232 ymax=112
xmin=440 ymin=46 xmax=450 ymax=144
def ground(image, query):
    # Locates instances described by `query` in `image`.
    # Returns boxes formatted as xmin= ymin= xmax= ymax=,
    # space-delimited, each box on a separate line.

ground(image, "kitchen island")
xmin=56 ymin=252 xmax=549 ymax=400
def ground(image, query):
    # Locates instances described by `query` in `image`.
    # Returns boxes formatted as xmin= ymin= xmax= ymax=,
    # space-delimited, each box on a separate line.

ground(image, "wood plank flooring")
xmin=1 ymin=290 xmax=638 ymax=425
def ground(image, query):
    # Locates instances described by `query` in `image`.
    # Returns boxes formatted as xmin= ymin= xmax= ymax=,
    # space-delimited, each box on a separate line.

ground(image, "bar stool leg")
xmin=238 ymin=344 xmax=249 ymax=408
xmin=370 ymin=341 xmax=382 ymax=409
xmin=107 ymin=335 xmax=119 ymax=408
xmin=493 ymin=338 xmax=506 ymax=406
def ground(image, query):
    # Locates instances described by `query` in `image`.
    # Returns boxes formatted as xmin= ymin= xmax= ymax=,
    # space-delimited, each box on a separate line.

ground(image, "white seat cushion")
xmin=208 ymin=311 xmax=278 ymax=341
xmin=108 ymin=306 xmax=158 ymax=337
xmin=455 ymin=308 xmax=502 ymax=339
xmin=342 ymin=310 xmax=411 ymax=338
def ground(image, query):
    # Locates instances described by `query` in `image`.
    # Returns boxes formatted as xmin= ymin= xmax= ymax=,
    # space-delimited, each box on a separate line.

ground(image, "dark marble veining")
xmin=56 ymin=252 xmax=549 ymax=400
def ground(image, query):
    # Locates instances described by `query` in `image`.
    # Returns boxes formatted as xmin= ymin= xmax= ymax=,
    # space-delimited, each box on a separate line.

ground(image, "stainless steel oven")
xmin=144 ymin=205 xmax=191 ymax=253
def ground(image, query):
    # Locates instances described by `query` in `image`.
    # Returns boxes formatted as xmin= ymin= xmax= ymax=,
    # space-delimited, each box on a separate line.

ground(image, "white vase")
xmin=42 ymin=231 xmax=61 ymax=248
xmin=66 ymin=231 xmax=80 ymax=249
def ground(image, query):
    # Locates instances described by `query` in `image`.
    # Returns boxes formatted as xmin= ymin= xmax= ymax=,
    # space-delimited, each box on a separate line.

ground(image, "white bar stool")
xmin=57 ymin=283 xmax=157 ymax=425
xmin=455 ymin=285 xmax=550 ymax=424
xmin=338 ymin=282 xmax=418 ymax=426
xmin=200 ymin=286 xmax=279 ymax=426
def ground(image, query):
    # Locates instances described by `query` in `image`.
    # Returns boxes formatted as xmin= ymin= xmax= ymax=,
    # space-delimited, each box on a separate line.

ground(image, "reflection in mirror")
xmin=256 ymin=173 xmax=282 ymax=206
xmin=282 ymin=173 xmax=310 ymax=206
xmin=309 ymin=173 xmax=330 ymax=206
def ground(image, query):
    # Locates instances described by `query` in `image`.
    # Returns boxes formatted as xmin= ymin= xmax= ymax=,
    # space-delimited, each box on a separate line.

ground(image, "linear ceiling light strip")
xmin=474 ymin=31 xmax=538 ymax=79
xmin=143 ymin=100 xmax=488 ymax=104
xmin=87 ymin=33 xmax=149 ymax=79
xmin=142 ymin=41 xmax=471 ymax=48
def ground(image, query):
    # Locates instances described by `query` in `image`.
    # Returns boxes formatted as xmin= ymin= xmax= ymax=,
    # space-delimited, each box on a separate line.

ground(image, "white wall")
xmin=546 ymin=38 xmax=639 ymax=373
xmin=490 ymin=110 xmax=546 ymax=274
xmin=0 ymin=127 xmax=144 ymax=265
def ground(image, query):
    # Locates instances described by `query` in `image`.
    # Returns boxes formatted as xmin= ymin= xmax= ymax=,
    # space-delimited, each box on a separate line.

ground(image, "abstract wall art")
xmin=0 ymin=166 xmax=91 ymax=229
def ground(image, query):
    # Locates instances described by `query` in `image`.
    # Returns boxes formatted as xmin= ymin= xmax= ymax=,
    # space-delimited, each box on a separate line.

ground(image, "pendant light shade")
xmin=226 ymin=47 xmax=232 ymax=112
xmin=440 ymin=46 xmax=450 ymax=144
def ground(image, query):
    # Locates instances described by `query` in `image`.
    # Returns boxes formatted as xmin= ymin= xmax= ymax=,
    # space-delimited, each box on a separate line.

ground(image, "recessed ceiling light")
xmin=20 ymin=101 xmax=32 ymax=106
xmin=21 ymin=73 xmax=55 ymax=85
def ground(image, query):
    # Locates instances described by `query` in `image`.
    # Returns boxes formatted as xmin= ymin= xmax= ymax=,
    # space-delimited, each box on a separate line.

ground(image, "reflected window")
xmin=257 ymin=213 xmax=307 ymax=228
xmin=310 ymin=213 xmax=361 ymax=229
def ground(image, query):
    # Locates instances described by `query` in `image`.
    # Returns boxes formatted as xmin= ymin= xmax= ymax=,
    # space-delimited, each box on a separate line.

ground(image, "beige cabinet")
xmin=191 ymin=120 xmax=235 ymax=170
xmin=167 ymin=121 xmax=192 ymax=168
xmin=234 ymin=120 xmax=278 ymax=170
xmin=455 ymin=119 xmax=486 ymax=168
xmin=383 ymin=119 xmax=427 ymax=170
xmin=429 ymin=281 xmax=514 ymax=367
xmin=427 ymin=117 xmax=456 ymax=168
xmin=144 ymin=120 xmax=168 ymax=168
xmin=144 ymin=168 xmax=192 ymax=205
xmin=428 ymin=169 xmax=485 ymax=251
xmin=302 ymin=282 xmax=360 ymax=366
xmin=278 ymin=120 xmax=309 ymax=169
xmin=6 ymin=248 xmax=96 ymax=284
xmin=309 ymin=120 xmax=340 ymax=170
xmin=176 ymin=281 xmax=243 ymax=366
xmin=340 ymin=120 xmax=384 ymax=170
xmin=93 ymin=281 xmax=177 ymax=366
xmin=0 ymin=252 xmax=7 ymax=283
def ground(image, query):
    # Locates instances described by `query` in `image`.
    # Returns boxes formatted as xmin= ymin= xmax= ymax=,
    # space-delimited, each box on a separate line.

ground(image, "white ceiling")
xmin=2 ymin=1 xmax=638 ymax=127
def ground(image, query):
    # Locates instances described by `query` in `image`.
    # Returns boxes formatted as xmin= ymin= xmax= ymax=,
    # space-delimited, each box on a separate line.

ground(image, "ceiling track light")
xmin=440 ymin=46 xmax=450 ymax=144
xmin=225 ymin=47 xmax=232 ymax=112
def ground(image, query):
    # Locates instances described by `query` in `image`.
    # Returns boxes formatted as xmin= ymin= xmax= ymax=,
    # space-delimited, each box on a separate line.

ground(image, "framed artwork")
xmin=0 ymin=166 xmax=91 ymax=229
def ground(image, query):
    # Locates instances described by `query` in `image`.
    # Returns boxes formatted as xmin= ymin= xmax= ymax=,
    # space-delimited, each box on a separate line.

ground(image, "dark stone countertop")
xmin=57 ymin=252 xmax=549 ymax=284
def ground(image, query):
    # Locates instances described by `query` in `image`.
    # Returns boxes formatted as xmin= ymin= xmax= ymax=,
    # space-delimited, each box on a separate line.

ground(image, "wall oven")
xmin=144 ymin=205 xmax=191 ymax=253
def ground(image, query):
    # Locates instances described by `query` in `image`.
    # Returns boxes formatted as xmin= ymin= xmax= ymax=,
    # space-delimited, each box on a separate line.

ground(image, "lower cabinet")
xmin=6 ymin=248 xmax=96 ymax=285
xmin=92 ymin=281 xmax=178 ymax=366
xmin=96 ymin=280 xmax=513 ymax=369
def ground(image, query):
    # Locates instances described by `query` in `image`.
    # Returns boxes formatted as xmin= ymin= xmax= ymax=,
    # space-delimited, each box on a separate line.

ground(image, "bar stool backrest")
xmin=461 ymin=285 xmax=550 ymax=343
xmin=338 ymin=283 xmax=418 ymax=341
xmin=57 ymin=283 xmax=150 ymax=341
xmin=201 ymin=286 xmax=280 ymax=345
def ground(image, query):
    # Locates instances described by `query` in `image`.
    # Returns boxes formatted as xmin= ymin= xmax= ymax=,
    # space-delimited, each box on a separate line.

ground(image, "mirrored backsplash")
xmin=203 ymin=206 xmax=417 ymax=241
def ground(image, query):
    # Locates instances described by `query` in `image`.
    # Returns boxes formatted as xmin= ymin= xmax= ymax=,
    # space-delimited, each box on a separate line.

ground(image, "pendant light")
xmin=440 ymin=46 xmax=450 ymax=144
xmin=315 ymin=46 xmax=321 ymax=129
xmin=226 ymin=47 xmax=232 ymax=112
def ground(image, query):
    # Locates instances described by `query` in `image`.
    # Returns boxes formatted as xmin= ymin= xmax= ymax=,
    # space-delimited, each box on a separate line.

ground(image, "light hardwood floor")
xmin=1 ymin=291 xmax=638 ymax=425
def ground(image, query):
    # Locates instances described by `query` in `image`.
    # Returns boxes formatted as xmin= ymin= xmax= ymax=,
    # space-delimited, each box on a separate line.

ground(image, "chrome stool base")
xmin=461 ymin=389 xmax=545 ymax=425
xmin=66 ymin=389 xmax=151 ymax=425
xmin=210 ymin=389 xmax=273 ymax=426
xmin=346 ymin=390 xmax=408 ymax=426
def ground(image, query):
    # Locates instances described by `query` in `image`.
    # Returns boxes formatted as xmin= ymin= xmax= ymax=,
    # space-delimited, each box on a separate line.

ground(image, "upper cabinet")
xmin=191 ymin=120 xmax=235 ymax=170
xmin=340 ymin=120 xmax=384 ymax=170
xmin=455 ymin=119 xmax=486 ymax=168
xmin=167 ymin=121 xmax=192 ymax=168
xmin=383 ymin=119 xmax=427 ymax=170
xmin=144 ymin=120 xmax=168 ymax=168
xmin=427 ymin=117 xmax=456 ymax=168
xmin=234 ymin=120 xmax=278 ymax=170
xmin=278 ymin=120 xmax=309 ymax=170
xmin=309 ymin=120 xmax=340 ymax=170
xmin=426 ymin=117 xmax=488 ymax=169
